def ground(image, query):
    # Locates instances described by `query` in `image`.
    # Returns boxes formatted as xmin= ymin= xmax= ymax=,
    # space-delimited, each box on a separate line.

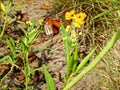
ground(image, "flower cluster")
xmin=65 ymin=10 xmax=86 ymax=28
xmin=26 ymin=20 xmax=32 ymax=25
xmin=63 ymin=10 xmax=87 ymax=46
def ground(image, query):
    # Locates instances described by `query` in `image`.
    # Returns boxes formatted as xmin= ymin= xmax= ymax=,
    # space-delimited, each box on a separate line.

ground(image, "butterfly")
xmin=44 ymin=17 xmax=61 ymax=36
xmin=44 ymin=17 xmax=67 ymax=36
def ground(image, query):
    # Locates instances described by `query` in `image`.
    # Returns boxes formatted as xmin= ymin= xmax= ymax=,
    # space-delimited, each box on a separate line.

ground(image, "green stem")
xmin=0 ymin=14 xmax=7 ymax=38
xmin=0 ymin=65 xmax=14 ymax=86
xmin=25 ymin=51 xmax=29 ymax=90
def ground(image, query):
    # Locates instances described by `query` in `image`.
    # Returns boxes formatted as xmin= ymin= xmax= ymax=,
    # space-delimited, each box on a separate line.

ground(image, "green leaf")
xmin=74 ymin=46 xmax=97 ymax=74
xmin=94 ymin=9 xmax=120 ymax=19
xmin=10 ymin=3 xmax=24 ymax=12
xmin=28 ymin=30 xmax=40 ymax=44
xmin=43 ymin=65 xmax=55 ymax=90
xmin=8 ymin=0 xmax=13 ymax=5
xmin=0 ymin=55 xmax=13 ymax=64
xmin=6 ymin=37 xmax=16 ymax=58
xmin=0 ymin=2 xmax=6 ymax=14
xmin=111 ymin=0 xmax=120 ymax=16
xmin=66 ymin=55 xmax=73 ymax=76
xmin=30 ymin=67 xmax=43 ymax=74
xmin=25 ymin=61 xmax=31 ymax=89
xmin=72 ymin=44 xmax=78 ymax=72
xmin=22 ymin=37 xmax=28 ymax=47
xmin=29 ymin=19 xmax=35 ymax=31
xmin=61 ymin=24 xmax=69 ymax=60
xmin=21 ymin=28 xmax=28 ymax=37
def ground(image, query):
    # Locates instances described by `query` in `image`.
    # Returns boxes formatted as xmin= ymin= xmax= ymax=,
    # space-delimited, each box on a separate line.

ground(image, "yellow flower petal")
xmin=38 ymin=19 xmax=43 ymax=25
xmin=65 ymin=10 xmax=75 ymax=20
xmin=72 ymin=12 xmax=86 ymax=28
xmin=65 ymin=25 xmax=70 ymax=32
xmin=26 ymin=21 xmax=32 ymax=25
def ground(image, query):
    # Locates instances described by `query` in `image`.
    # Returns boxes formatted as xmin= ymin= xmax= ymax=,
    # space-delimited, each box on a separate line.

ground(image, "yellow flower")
xmin=73 ymin=18 xmax=84 ymax=28
xmin=65 ymin=10 xmax=75 ymax=20
xmin=26 ymin=21 xmax=32 ymax=25
xmin=38 ymin=19 xmax=43 ymax=25
xmin=65 ymin=25 xmax=70 ymax=32
xmin=75 ymin=12 xmax=87 ymax=21
xmin=73 ymin=12 xmax=87 ymax=28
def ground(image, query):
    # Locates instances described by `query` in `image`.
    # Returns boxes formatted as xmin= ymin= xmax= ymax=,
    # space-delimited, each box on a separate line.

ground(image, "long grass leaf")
xmin=61 ymin=24 xmax=70 ymax=61
xmin=111 ymin=0 xmax=120 ymax=16
xmin=11 ymin=3 xmax=24 ymax=11
xmin=43 ymin=66 xmax=55 ymax=90
xmin=66 ymin=55 xmax=73 ymax=76
xmin=0 ymin=2 xmax=6 ymax=14
xmin=28 ymin=30 xmax=40 ymax=44
xmin=72 ymin=44 xmax=78 ymax=72
xmin=94 ymin=9 xmax=119 ymax=19
xmin=0 ymin=55 xmax=13 ymax=64
xmin=30 ymin=67 xmax=43 ymax=74
xmin=29 ymin=19 xmax=35 ymax=31
xmin=74 ymin=46 xmax=97 ymax=74
xmin=6 ymin=37 xmax=16 ymax=58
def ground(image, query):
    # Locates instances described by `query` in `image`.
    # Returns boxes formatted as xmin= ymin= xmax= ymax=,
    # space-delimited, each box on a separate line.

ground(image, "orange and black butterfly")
xmin=44 ymin=17 xmax=66 ymax=36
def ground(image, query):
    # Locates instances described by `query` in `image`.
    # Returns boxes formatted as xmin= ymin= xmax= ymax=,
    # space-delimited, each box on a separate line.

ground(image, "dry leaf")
xmin=40 ymin=1 xmax=52 ymax=10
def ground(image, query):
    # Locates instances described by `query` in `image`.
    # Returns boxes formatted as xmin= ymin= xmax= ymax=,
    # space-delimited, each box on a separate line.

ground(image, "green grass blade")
xmin=61 ymin=24 xmax=73 ymax=76
xmin=63 ymin=30 xmax=120 ymax=90
xmin=61 ymin=24 xmax=69 ymax=58
xmin=6 ymin=37 xmax=16 ymax=58
xmin=25 ymin=64 xmax=30 ymax=90
xmin=111 ymin=0 xmax=120 ymax=16
xmin=0 ymin=2 xmax=6 ymax=14
xmin=112 ymin=0 xmax=119 ymax=8
xmin=0 ymin=55 xmax=13 ymax=64
xmin=21 ymin=28 xmax=28 ymax=37
xmin=25 ymin=52 xmax=30 ymax=90
xmin=72 ymin=44 xmax=78 ymax=72
xmin=66 ymin=55 xmax=73 ymax=76
xmin=30 ymin=67 xmax=43 ymax=74
xmin=10 ymin=3 xmax=24 ymax=12
xmin=22 ymin=37 xmax=28 ymax=48
xmin=43 ymin=65 xmax=55 ymax=90
xmin=74 ymin=46 xmax=97 ymax=74
xmin=94 ymin=9 xmax=120 ymax=19
xmin=28 ymin=30 xmax=40 ymax=44
xmin=29 ymin=19 xmax=35 ymax=31
xmin=61 ymin=24 xmax=71 ymax=63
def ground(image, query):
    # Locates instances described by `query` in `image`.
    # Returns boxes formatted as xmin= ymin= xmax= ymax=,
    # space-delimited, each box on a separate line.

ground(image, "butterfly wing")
xmin=44 ymin=22 xmax=54 ymax=36
xmin=44 ymin=17 xmax=60 ymax=36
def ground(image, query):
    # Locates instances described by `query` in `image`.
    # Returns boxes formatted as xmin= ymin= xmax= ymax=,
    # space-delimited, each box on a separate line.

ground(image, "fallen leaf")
xmin=40 ymin=1 xmax=52 ymax=10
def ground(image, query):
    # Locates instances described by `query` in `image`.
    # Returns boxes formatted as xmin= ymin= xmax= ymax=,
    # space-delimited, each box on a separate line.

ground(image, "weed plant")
xmin=0 ymin=1 xmax=55 ymax=90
